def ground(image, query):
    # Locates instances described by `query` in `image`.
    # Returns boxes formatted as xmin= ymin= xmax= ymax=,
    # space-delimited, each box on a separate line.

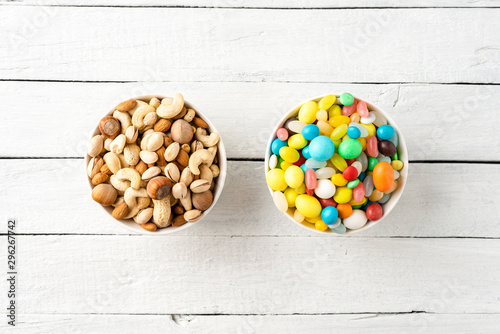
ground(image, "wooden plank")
xmin=1 ymin=235 xmax=499 ymax=314
xmin=0 ymin=160 xmax=499 ymax=237
xmin=0 ymin=81 xmax=499 ymax=160
xmin=0 ymin=7 xmax=498 ymax=83
xmin=2 ymin=0 xmax=500 ymax=8
xmin=2 ymin=313 xmax=499 ymax=333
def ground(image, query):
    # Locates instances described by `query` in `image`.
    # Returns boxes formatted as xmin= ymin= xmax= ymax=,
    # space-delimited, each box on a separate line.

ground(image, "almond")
xmin=92 ymin=172 xmax=108 ymax=185
xmin=135 ymin=160 xmax=148 ymax=175
xmin=154 ymin=119 xmax=171 ymax=133
xmin=112 ymin=202 xmax=129 ymax=219
xmin=141 ymin=222 xmax=157 ymax=232
xmin=172 ymin=205 xmax=185 ymax=215
xmin=192 ymin=117 xmax=209 ymax=129
xmin=100 ymin=164 xmax=113 ymax=175
xmin=171 ymin=215 xmax=187 ymax=227
xmin=176 ymin=149 xmax=189 ymax=168
xmin=164 ymin=136 xmax=173 ymax=147
xmin=172 ymin=106 xmax=187 ymax=120
xmin=115 ymin=99 xmax=136 ymax=112
xmin=156 ymin=146 xmax=166 ymax=167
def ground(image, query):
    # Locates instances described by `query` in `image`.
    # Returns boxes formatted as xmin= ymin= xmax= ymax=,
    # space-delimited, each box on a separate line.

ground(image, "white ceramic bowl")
xmin=265 ymin=95 xmax=409 ymax=234
xmin=85 ymin=95 xmax=227 ymax=235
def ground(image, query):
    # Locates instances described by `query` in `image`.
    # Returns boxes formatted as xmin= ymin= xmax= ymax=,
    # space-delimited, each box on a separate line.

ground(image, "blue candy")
xmin=302 ymin=145 xmax=311 ymax=159
xmin=331 ymin=223 xmax=346 ymax=234
xmin=302 ymin=124 xmax=320 ymax=140
xmin=377 ymin=125 xmax=395 ymax=140
xmin=346 ymin=126 xmax=361 ymax=139
xmin=271 ymin=138 xmax=287 ymax=155
xmin=358 ymin=171 xmax=366 ymax=182
xmin=308 ymin=136 xmax=335 ymax=162
xmin=321 ymin=206 xmax=339 ymax=225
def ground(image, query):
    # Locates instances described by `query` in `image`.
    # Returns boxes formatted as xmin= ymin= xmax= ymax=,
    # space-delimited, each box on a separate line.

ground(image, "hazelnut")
xmin=146 ymin=176 xmax=172 ymax=200
xmin=99 ymin=116 xmax=121 ymax=139
xmin=91 ymin=184 xmax=117 ymax=206
xmin=171 ymin=119 xmax=194 ymax=144
xmin=192 ymin=190 xmax=213 ymax=211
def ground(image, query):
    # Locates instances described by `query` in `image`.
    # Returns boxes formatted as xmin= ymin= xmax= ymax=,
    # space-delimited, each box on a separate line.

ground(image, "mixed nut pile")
xmin=87 ymin=93 xmax=221 ymax=232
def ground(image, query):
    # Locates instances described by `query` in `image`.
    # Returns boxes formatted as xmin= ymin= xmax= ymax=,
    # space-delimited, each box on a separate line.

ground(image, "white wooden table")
xmin=1 ymin=1 xmax=499 ymax=333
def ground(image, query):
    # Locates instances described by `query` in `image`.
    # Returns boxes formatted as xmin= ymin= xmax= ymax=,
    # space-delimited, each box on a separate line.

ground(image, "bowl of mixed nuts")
xmin=85 ymin=93 xmax=226 ymax=234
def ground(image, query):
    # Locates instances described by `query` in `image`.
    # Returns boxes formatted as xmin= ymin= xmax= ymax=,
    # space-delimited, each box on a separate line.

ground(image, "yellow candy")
xmin=332 ymin=139 xmax=342 ymax=149
xmin=318 ymin=95 xmax=336 ymax=110
xmin=350 ymin=112 xmax=360 ymax=123
xmin=361 ymin=123 xmax=377 ymax=137
xmin=391 ymin=160 xmax=404 ymax=171
xmin=295 ymin=194 xmax=322 ymax=218
xmin=295 ymin=183 xmax=306 ymax=194
xmin=298 ymin=101 xmax=319 ymax=124
xmin=333 ymin=186 xmax=352 ymax=204
xmin=329 ymin=115 xmax=350 ymax=128
xmin=349 ymin=197 xmax=367 ymax=206
xmin=279 ymin=146 xmax=300 ymax=163
xmin=317 ymin=120 xmax=334 ymax=136
xmin=266 ymin=168 xmax=287 ymax=191
xmin=315 ymin=220 xmax=329 ymax=231
xmin=331 ymin=173 xmax=348 ymax=186
xmin=284 ymin=188 xmax=299 ymax=207
xmin=328 ymin=104 xmax=342 ymax=118
xmin=284 ymin=165 xmax=304 ymax=188
xmin=330 ymin=124 xmax=348 ymax=141
xmin=280 ymin=161 xmax=293 ymax=171
xmin=357 ymin=137 xmax=367 ymax=151
xmin=305 ymin=216 xmax=321 ymax=224
xmin=316 ymin=109 xmax=328 ymax=122
xmin=288 ymin=134 xmax=307 ymax=150
xmin=330 ymin=153 xmax=347 ymax=171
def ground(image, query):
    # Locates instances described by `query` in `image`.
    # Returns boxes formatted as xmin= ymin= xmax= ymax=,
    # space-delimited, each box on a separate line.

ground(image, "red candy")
xmin=276 ymin=128 xmax=289 ymax=141
xmin=342 ymin=104 xmax=356 ymax=116
xmin=293 ymin=154 xmax=307 ymax=167
xmin=357 ymin=101 xmax=369 ymax=118
xmin=367 ymin=135 xmax=378 ymax=157
xmin=305 ymin=168 xmax=317 ymax=189
xmin=319 ymin=198 xmax=337 ymax=208
xmin=366 ymin=203 xmax=383 ymax=221
xmin=343 ymin=166 xmax=358 ymax=181
xmin=352 ymin=182 xmax=365 ymax=203
xmin=306 ymin=187 xmax=314 ymax=196
xmin=345 ymin=158 xmax=356 ymax=166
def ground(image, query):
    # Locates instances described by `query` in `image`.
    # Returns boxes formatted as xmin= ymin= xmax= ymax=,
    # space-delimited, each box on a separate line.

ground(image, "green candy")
xmin=392 ymin=153 xmax=399 ymax=160
xmin=338 ymin=139 xmax=362 ymax=159
xmin=368 ymin=157 xmax=378 ymax=171
xmin=347 ymin=179 xmax=360 ymax=189
xmin=352 ymin=204 xmax=363 ymax=209
xmin=339 ymin=93 xmax=354 ymax=106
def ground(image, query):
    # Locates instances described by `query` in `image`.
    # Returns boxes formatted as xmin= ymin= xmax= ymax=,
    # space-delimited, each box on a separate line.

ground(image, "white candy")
xmin=287 ymin=120 xmax=307 ymax=133
xmin=328 ymin=217 xmax=342 ymax=229
xmin=388 ymin=131 xmax=399 ymax=147
xmin=305 ymin=158 xmax=327 ymax=169
xmin=314 ymin=179 xmax=336 ymax=199
xmin=372 ymin=111 xmax=388 ymax=127
xmin=394 ymin=169 xmax=400 ymax=180
xmin=351 ymin=161 xmax=362 ymax=175
xmin=272 ymin=191 xmax=288 ymax=212
xmin=315 ymin=167 xmax=335 ymax=179
xmin=269 ymin=154 xmax=278 ymax=169
xmin=360 ymin=112 xmax=376 ymax=124
xmin=364 ymin=175 xmax=374 ymax=197
xmin=349 ymin=122 xmax=369 ymax=137
xmin=343 ymin=210 xmax=368 ymax=230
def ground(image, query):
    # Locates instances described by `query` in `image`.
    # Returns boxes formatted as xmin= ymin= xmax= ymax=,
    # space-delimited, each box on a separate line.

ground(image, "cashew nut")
xmin=117 ymin=153 xmax=130 ymax=168
xmin=149 ymin=97 xmax=161 ymax=108
xmin=195 ymin=128 xmax=219 ymax=147
xmin=184 ymin=109 xmax=196 ymax=122
xmin=103 ymin=152 xmax=121 ymax=174
xmin=199 ymin=164 xmax=213 ymax=185
xmin=124 ymin=187 xmax=148 ymax=218
xmin=188 ymin=149 xmax=214 ymax=175
xmin=152 ymin=197 xmax=172 ymax=228
xmin=210 ymin=164 xmax=220 ymax=178
xmin=116 ymin=168 xmax=142 ymax=190
xmin=113 ymin=110 xmax=131 ymax=134
xmin=156 ymin=93 xmax=184 ymax=119
xmin=126 ymin=100 xmax=148 ymax=117
xmin=132 ymin=104 xmax=156 ymax=130
xmin=109 ymin=174 xmax=130 ymax=195
xmin=109 ymin=134 xmax=126 ymax=154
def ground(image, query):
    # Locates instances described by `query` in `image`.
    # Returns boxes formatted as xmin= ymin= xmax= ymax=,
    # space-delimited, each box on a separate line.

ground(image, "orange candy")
xmin=373 ymin=161 xmax=394 ymax=192
xmin=337 ymin=203 xmax=353 ymax=218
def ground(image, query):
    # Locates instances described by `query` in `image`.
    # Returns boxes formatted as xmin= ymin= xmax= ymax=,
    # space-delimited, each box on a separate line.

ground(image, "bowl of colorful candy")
xmin=265 ymin=93 xmax=408 ymax=234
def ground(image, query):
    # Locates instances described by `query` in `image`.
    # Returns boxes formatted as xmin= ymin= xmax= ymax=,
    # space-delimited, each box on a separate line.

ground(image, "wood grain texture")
xmin=0 ymin=7 xmax=498 ymax=83
xmin=1 ymin=81 xmax=499 ymax=160
xmin=0 ymin=160 xmax=499 ymax=237
xmin=2 ymin=313 xmax=499 ymax=333
xmin=2 ymin=0 xmax=500 ymax=7
xmin=0 ymin=235 xmax=498 ymax=314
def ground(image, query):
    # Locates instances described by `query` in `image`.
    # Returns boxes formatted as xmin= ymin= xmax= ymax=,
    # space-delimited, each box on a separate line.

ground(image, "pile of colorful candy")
xmin=266 ymin=93 xmax=404 ymax=233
